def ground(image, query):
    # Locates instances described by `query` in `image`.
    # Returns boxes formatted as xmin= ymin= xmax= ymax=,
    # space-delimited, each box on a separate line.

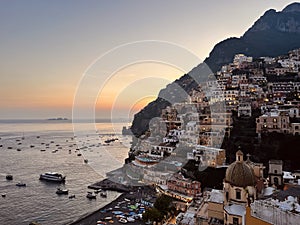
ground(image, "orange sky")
xmin=0 ymin=1 xmax=295 ymax=119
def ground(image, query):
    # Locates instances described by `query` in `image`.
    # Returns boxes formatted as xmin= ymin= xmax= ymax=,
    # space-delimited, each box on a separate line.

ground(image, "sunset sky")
xmin=0 ymin=0 xmax=296 ymax=119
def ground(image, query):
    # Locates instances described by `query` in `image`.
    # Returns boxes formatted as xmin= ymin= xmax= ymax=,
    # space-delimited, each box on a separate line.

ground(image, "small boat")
xmin=17 ymin=149 xmax=21 ymax=151
xmin=86 ymin=192 xmax=97 ymax=199
xmin=56 ymin=188 xmax=68 ymax=195
xmin=30 ymin=145 xmax=35 ymax=148
xmin=84 ymin=159 xmax=88 ymax=163
xmin=100 ymin=191 xmax=107 ymax=198
xmin=39 ymin=172 xmax=66 ymax=183
xmin=1 ymin=194 xmax=6 ymax=198
xmin=127 ymin=217 xmax=135 ymax=223
xmin=118 ymin=218 xmax=128 ymax=224
xmin=40 ymin=149 xmax=46 ymax=152
xmin=69 ymin=194 xmax=76 ymax=199
xmin=77 ymin=153 xmax=82 ymax=156
xmin=104 ymin=217 xmax=113 ymax=221
xmin=16 ymin=182 xmax=26 ymax=187
xmin=7 ymin=147 xmax=12 ymax=149
xmin=37 ymin=136 xmax=40 ymax=138
xmin=94 ymin=189 xmax=102 ymax=194
xmin=6 ymin=175 xmax=13 ymax=180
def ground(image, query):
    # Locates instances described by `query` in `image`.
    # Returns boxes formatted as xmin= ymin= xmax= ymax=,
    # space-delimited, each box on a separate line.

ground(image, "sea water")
xmin=0 ymin=120 xmax=130 ymax=225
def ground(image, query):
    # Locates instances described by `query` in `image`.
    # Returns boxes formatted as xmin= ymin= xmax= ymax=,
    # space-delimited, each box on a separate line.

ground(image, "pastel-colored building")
xmin=167 ymin=172 xmax=201 ymax=197
xmin=256 ymin=110 xmax=290 ymax=134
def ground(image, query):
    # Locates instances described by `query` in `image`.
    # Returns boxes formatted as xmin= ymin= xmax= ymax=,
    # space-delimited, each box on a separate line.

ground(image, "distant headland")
xmin=47 ymin=117 xmax=68 ymax=121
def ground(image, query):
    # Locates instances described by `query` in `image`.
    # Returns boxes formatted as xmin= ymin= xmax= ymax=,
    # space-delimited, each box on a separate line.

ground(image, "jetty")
xmin=88 ymin=179 xmax=134 ymax=193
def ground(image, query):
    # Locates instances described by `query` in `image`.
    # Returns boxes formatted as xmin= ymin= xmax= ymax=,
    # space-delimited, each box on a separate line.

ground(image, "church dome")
xmin=225 ymin=150 xmax=256 ymax=187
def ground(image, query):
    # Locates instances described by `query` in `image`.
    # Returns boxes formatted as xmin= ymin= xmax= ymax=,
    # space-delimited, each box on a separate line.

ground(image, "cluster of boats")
xmin=5 ymin=175 xmax=26 ymax=187
xmin=39 ymin=172 xmax=108 ymax=200
xmin=5 ymin=171 xmax=109 ymax=202
xmin=86 ymin=189 xmax=107 ymax=199
xmin=3 ymin=175 xmax=26 ymax=197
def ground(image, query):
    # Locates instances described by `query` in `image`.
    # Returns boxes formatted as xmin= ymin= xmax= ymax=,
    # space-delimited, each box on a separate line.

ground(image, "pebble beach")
xmin=69 ymin=180 xmax=157 ymax=225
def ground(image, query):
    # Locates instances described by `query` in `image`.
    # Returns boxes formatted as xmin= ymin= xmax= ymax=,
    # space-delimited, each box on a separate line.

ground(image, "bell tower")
xmin=268 ymin=160 xmax=283 ymax=186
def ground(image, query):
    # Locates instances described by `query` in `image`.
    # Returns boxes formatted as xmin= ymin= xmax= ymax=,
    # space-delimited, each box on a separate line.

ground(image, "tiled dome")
xmin=225 ymin=150 xmax=256 ymax=187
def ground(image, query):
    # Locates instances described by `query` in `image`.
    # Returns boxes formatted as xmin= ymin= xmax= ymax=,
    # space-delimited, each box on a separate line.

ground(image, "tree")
xmin=142 ymin=207 xmax=163 ymax=222
xmin=154 ymin=195 xmax=173 ymax=214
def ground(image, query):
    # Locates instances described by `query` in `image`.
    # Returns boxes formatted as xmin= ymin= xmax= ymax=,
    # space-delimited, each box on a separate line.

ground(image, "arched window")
xmin=236 ymin=189 xmax=241 ymax=200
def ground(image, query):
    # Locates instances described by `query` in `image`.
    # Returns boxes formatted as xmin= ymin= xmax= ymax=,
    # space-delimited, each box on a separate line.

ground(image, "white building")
xmin=233 ymin=54 xmax=253 ymax=67
xmin=238 ymin=102 xmax=252 ymax=117
xmin=250 ymin=197 xmax=300 ymax=225
xmin=187 ymin=145 xmax=226 ymax=167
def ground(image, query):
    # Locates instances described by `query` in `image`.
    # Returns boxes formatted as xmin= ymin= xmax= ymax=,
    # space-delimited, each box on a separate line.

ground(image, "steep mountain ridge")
xmin=205 ymin=2 xmax=300 ymax=72
xmin=131 ymin=2 xmax=300 ymax=137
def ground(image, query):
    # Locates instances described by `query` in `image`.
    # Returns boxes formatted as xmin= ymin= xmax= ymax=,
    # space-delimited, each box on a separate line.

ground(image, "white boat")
xmin=56 ymin=188 xmax=68 ymax=195
xmin=118 ymin=218 xmax=128 ymax=224
xmin=86 ymin=191 xmax=97 ymax=199
xmin=39 ymin=172 xmax=66 ymax=183
xmin=127 ymin=217 xmax=135 ymax=223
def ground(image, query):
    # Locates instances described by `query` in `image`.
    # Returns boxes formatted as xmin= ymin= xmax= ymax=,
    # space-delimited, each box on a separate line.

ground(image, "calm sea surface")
xmin=0 ymin=120 xmax=131 ymax=225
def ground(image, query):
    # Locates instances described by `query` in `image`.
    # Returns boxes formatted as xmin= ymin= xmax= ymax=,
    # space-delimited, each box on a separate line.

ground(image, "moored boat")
xmin=39 ymin=172 xmax=65 ymax=183
xmin=6 ymin=175 xmax=13 ymax=180
xmin=56 ymin=188 xmax=68 ymax=195
xmin=86 ymin=191 xmax=96 ymax=199
xmin=16 ymin=182 xmax=26 ymax=187
xmin=69 ymin=194 xmax=76 ymax=199
xmin=118 ymin=218 xmax=128 ymax=224
xmin=100 ymin=191 xmax=107 ymax=198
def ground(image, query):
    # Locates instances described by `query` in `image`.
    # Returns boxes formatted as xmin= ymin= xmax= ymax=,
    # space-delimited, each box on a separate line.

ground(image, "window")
xmin=233 ymin=217 xmax=239 ymax=225
xmin=273 ymin=118 xmax=277 ymax=123
xmin=236 ymin=189 xmax=241 ymax=200
xmin=274 ymin=169 xmax=277 ymax=174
